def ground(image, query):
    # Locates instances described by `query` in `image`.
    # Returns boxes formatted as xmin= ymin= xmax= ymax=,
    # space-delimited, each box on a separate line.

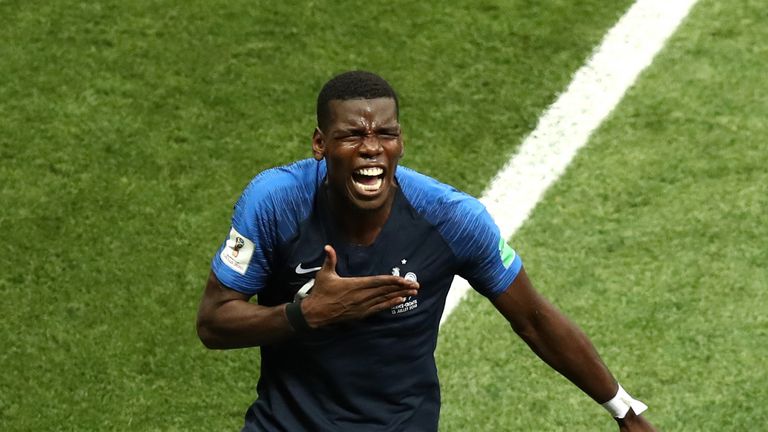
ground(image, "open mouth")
xmin=351 ymin=167 xmax=385 ymax=194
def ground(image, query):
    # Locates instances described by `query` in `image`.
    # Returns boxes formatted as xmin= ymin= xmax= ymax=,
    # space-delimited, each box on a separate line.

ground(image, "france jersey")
xmin=211 ymin=158 xmax=523 ymax=432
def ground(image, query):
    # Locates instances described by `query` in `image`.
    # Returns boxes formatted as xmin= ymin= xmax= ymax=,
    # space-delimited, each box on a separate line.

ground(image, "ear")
xmin=312 ymin=128 xmax=325 ymax=161
xmin=398 ymin=134 xmax=405 ymax=159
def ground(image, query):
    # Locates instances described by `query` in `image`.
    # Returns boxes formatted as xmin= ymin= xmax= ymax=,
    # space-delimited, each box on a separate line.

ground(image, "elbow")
xmin=512 ymin=321 xmax=538 ymax=346
xmin=196 ymin=316 xmax=224 ymax=350
xmin=509 ymin=308 xmax=547 ymax=345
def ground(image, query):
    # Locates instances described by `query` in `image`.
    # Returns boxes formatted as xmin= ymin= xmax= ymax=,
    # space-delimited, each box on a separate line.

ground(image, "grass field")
xmin=1 ymin=0 xmax=766 ymax=430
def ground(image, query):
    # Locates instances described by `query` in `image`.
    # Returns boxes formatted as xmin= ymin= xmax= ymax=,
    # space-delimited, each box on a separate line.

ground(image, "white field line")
xmin=439 ymin=0 xmax=698 ymax=327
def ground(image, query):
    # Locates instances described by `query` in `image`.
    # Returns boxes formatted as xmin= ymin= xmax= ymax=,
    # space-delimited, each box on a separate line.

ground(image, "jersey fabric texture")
xmin=211 ymin=158 xmax=523 ymax=432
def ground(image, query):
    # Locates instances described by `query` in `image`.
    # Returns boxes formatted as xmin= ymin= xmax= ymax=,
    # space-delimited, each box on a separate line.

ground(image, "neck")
xmin=326 ymin=187 xmax=396 ymax=246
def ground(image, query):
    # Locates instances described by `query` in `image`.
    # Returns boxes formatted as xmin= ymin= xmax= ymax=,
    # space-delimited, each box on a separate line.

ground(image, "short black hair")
xmin=316 ymin=70 xmax=399 ymax=132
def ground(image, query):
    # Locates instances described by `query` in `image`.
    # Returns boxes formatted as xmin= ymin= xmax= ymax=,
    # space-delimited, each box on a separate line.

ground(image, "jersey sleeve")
xmin=453 ymin=200 xmax=523 ymax=299
xmin=211 ymin=179 xmax=278 ymax=296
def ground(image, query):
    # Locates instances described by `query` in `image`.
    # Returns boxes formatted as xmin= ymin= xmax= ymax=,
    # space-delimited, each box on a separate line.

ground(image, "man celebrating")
xmin=197 ymin=71 xmax=656 ymax=431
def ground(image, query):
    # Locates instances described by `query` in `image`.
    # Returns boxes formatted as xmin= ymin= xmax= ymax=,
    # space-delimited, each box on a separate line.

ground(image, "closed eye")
xmin=376 ymin=128 xmax=401 ymax=139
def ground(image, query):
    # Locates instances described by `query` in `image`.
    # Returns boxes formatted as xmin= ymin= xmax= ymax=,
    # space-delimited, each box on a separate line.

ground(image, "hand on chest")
xmin=275 ymin=235 xmax=454 ymax=315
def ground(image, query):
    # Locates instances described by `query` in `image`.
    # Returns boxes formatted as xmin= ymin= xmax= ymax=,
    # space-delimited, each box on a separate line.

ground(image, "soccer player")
xmin=197 ymin=71 xmax=656 ymax=431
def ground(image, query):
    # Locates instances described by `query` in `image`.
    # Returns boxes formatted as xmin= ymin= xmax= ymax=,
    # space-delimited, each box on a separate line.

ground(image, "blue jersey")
xmin=212 ymin=159 xmax=523 ymax=431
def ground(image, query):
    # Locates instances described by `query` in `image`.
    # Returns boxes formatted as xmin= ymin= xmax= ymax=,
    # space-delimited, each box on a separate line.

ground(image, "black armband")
xmin=285 ymin=298 xmax=312 ymax=334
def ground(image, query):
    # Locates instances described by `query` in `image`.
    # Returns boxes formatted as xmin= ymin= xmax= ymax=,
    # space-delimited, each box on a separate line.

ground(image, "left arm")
xmin=492 ymin=267 xmax=655 ymax=431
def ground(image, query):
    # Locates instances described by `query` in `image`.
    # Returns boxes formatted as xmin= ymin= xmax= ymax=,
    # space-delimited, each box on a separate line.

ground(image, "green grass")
xmin=437 ymin=0 xmax=768 ymax=430
xmin=0 ymin=1 xmax=634 ymax=430
xmin=2 ymin=0 xmax=765 ymax=430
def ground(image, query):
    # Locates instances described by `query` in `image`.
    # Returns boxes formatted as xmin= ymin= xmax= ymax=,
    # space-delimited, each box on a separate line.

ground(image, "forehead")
xmin=327 ymin=97 xmax=398 ymax=128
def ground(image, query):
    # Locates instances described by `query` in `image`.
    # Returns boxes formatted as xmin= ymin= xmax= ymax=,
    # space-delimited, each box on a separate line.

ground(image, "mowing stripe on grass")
xmin=440 ymin=0 xmax=699 ymax=326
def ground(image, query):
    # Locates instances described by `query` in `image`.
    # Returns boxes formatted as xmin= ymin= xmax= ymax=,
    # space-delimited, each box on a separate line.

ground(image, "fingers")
xmin=357 ymin=284 xmax=418 ymax=303
xmin=321 ymin=245 xmax=337 ymax=274
xmin=318 ymin=246 xmax=415 ymax=290
xmin=336 ymin=274 xmax=419 ymax=305
xmin=311 ymin=247 xmax=421 ymax=322
xmin=365 ymin=292 xmax=415 ymax=314
xmin=351 ymin=274 xmax=419 ymax=290
xmin=360 ymin=287 xmax=418 ymax=309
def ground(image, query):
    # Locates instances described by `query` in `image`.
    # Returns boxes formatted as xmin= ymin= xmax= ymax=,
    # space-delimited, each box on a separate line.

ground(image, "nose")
xmin=359 ymin=134 xmax=383 ymax=158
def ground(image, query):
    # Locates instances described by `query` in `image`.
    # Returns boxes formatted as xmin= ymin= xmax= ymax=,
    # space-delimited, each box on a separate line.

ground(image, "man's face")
xmin=313 ymin=97 xmax=403 ymax=211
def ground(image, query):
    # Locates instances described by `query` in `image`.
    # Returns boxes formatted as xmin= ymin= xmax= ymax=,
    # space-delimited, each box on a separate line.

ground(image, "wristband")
xmin=601 ymin=384 xmax=648 ymax=419
xmin=285 ymin=298 xmax=312 ymax=334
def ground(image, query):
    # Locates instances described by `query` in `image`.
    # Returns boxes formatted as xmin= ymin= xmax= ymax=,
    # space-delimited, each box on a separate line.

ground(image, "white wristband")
xmin=601 ymin=384 xmax=648 ymax=419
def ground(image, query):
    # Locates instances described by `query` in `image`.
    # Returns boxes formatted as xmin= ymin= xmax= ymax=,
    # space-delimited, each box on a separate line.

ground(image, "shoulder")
xmin=396 ymin=166 xmax=497 ymax=261
xmin=234 ymin=158 xmax=325 ymax=241
xmin=242 ymin=158 xmax=325 ymax=203
xmin=396 ymin=165 xmax=489 ymax=226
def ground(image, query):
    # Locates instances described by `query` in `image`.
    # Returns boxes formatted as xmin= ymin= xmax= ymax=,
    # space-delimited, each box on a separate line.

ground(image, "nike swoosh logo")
xmin=295 ymin=263 xmax=322 ymax=274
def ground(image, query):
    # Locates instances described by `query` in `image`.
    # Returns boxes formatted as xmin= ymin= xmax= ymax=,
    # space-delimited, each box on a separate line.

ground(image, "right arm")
xmin=197 ymin=245 xmax=419 ymax=349
xmin=196 ymin=271 xmax=294 ymax=349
